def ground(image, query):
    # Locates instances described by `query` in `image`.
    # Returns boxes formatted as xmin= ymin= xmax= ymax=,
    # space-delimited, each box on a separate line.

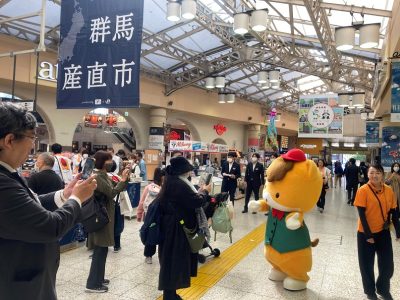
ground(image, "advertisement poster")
xmin=57 ymin=0 xmax=144 ymax=108
xmin=365 ymin=122 xmax=380 ymax=146
xmin=381 ymin=127 xmax=400 ymax=168
xmin=298 ymin=94 xmax=343 ymax=138
xmin=391 ymin=61 xmax=400 ymax=122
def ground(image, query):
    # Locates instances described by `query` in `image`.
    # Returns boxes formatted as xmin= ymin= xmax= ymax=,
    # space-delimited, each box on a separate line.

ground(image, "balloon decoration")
xmin=266 ymin=108 xmax=279 ymax=151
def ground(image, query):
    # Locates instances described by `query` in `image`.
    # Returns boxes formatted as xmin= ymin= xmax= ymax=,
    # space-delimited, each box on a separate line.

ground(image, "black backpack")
xmin=139 ymin=199 xmax=162 ymax=246
xmin=80 ymin=193 xmax=109 ymax=233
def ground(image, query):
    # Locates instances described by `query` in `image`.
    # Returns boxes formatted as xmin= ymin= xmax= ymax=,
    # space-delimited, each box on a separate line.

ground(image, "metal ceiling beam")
xmin=303 ymin=0 xmax=341 ymax=79
xmin=263 ymin=0 xmax=392 ymax=18
xmin=0 ymin=0 xmax=12 ymax=9
xmin=165 ymin=1 xmax=375 ymax=96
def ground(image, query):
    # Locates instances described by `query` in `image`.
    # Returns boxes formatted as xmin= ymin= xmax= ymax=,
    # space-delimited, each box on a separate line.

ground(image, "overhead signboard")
xmin=391 ymin=61 xmax=400 ymax=122
xmin=298 ymin=94 xmax=343 ymax=138
xmin=57 ymin=0 xmax=144 ymax=108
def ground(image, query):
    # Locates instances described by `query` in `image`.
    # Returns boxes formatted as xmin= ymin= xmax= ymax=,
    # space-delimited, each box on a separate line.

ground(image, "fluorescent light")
xmin=359 ymin=143 xmax=367 ymax=148
xmin=331 ymin=142 xmax=339 ymax=147
xmin=344 ymin=143 xmax=354 ymax=147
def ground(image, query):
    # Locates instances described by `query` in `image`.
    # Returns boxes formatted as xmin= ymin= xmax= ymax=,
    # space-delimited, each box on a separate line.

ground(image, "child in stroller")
xmin=197 ymin=192 xmax=229 ymax=263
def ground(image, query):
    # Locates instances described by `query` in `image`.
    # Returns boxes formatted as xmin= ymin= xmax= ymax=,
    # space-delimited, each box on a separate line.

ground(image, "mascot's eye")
xmin=275 ymin=193 xmax=280 ymax=198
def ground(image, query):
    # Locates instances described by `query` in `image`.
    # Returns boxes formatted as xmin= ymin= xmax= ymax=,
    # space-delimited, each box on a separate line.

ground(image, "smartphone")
xmin=205 ymin=173 xmax=213 ymax=185
xmin=81 ymin=157 xmax=95 ymax=180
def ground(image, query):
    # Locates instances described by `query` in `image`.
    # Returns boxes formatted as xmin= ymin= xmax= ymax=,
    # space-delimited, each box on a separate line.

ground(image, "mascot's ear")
xmin=267 ymin=157 xmax=294 ymax=182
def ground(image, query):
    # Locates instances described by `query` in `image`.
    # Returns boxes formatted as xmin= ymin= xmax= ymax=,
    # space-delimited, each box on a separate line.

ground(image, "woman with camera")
xmin=85 ymin=151 xmax=130 ymax=293
xmin=354 ymin=164 xmax=400 ymax=300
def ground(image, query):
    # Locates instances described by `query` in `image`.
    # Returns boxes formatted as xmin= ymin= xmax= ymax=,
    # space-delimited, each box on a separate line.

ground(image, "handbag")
xmin=80 ymin=193 xmax=110 ymax=233
xmin=119 ymin=190 xmax=133 ymax=215
xmin=180 ymin=221 xmax=206 ymax=253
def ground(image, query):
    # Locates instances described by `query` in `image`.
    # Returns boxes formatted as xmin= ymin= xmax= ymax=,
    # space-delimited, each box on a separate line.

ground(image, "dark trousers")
xmin=347 ymin=184 xmax=358 ymax=204
xmin=244 ymin=183 xmax=260 ymax=210
xmin=144 ymin=244 xmax=157 ymax=257
xmin=317 ymin=187 xmax=326 ymax=209
xmin=222 ymin=184 xmax=236 ymax=206
xmin=87 ymin=246 xmax=108 ymax=288
xmin=163 ymin=289 xmax=178 ymax=300
xmin=357 ymin=230 xmax=394 ymax=296
xmin=114 ymin=235 xmax=121 ymax=249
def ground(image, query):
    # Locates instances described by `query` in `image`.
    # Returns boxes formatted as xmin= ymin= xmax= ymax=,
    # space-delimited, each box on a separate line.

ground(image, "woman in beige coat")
xmin=86 ymin=151 xmax=130 ymax=293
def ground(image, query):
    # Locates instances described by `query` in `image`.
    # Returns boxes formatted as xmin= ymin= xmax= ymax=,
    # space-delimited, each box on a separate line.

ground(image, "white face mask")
xmin=82 ymin=154 xmax=88 ymax=159
xmin=227 ymin=158 xmax=233 ymax=163
xmin=394 ymin=166 xmax=399 ymax=172
xmin=252 ymin=157 xmax=258 ymax=163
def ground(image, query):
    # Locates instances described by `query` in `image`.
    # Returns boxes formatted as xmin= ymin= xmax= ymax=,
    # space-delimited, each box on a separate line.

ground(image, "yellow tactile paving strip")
xmin=157 ymin=222 xmax=266 ymax=300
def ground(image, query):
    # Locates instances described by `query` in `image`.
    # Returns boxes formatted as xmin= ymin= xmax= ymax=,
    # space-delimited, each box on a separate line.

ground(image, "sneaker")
xmin=145 ymin=257 xmax=152 ymax=264
xmin=103 ymin=279 xmax=110 ymax=285
xmin=377 ymin=292 xmax=393 ymax=300
xmin=366 ymin=293 xmax=378 ymax=300
xmin=241 ymin=209 xmax=248 ymax=213
xmin=113 ymin=247 xmax=121 ymax=253
xmin=85 ymin=285 xmax=108 ymax=293
xmin=252 ymin=212 xmax=257 ymax=214
xmin=318 ymin=208 xmax=324 ymax=213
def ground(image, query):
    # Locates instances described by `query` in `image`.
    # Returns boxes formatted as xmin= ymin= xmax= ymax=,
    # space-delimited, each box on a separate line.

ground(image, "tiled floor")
xmin=57 ymin=186 xmax=400 ymax=300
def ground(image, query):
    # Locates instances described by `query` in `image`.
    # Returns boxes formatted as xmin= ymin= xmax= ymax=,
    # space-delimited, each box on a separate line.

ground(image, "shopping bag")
xmin=119 ymin=191 xmax=133 ymax=216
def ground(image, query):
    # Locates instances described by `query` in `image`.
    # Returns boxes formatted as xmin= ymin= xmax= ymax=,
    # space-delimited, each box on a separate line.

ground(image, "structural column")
xmin=247 ymin=124 xmax=261 ymax=155
xmin=148 ymin=108 xmax=167 ymax=150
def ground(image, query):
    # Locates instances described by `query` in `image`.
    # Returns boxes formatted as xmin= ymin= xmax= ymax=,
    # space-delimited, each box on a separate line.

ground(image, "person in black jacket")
xmin=242 ymin=153 xmax=265 ymax=213
xmin=359 ymin=161 xmax=369 ymax=186
xmin=158 ymin=156 xmax=211 ymax=300
xmin=0 ymin=103 xmax=97 ymax=300
xmin=28 ymin=153 xmax=64 ymax=195
xmin=345 ymin=158 xmax=359 ymax=205
xmin=221 ymin=152 xmax=241 ymax=206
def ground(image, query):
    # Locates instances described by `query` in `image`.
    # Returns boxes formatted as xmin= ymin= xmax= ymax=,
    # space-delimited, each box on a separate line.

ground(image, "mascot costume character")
xmin=249 ymin=148 xmax=322 ymax=291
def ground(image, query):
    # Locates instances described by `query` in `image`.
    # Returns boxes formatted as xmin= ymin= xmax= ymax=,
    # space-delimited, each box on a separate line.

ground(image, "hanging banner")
xmin=298 ymin=94 xmax=343 ymax=138
xmin=381 ymin=127 xmax=400 ymax=168
xmin=366 ymin=122 xmax=380 ymax=146
xmin=391 ymin=61 xmax=400 ymax=122
xmin=148 ymin=127 xmax=164 ymax=150
xmin=57 ymin=0 xmax=144 ymax=108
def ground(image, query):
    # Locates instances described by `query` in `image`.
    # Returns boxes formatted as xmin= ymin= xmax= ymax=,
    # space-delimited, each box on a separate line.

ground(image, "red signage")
xmin=169 ymin=131 xmax=181 ymax=140
xmin=213 ymin=123 xmax=227 ymax=136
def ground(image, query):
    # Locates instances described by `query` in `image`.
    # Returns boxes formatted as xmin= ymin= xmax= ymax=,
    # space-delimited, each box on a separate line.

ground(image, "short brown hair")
xmin=94 ymin=150 xmax=112 ymax=169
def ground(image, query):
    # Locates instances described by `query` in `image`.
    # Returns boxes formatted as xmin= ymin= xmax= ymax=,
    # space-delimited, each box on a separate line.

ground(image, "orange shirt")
xmin=354 ymin=183 xmax=397 ymax=233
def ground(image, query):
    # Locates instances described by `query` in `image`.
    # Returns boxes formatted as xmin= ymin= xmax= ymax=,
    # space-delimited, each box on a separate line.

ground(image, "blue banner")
xmin=391 ymin=61 xmax=400 ymax=122
xmin=57 ymin=0 xmax=144 ymax=109
xmin=381 ymin=127 xmax=400 ymax=168
xmin=366 ymin=122 xmax=379 ymax=145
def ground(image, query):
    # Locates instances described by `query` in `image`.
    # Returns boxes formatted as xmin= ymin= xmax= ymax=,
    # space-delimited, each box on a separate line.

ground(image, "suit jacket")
xmin=344 ymin=164 xmax=359 ymax=187
xmin=0 ymin=165 xmax=81 ymax=300
xmin=245 ymin=162 xmax=265 ymax=187
xmin=221 ymin=161 xmax=241 ymax=190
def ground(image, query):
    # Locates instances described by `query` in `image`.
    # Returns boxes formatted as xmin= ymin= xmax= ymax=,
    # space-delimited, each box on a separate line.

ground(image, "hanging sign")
xmin=381 ymin=127 xmax=400 ymax=168
xmin=366 ymin=122 xmax=380 ymax=146
xmin=298 ymin=94 xmax=343 ymax=138
xmin=213 ymin=124 xmax=227 ymax=135
xmin=391 ymin=61 xmax=400 ymax=122
xmin=57 ymin=0 xmax=144 ymax=108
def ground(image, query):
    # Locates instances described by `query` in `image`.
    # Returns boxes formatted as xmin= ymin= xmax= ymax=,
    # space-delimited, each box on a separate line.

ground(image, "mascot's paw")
xmin=283 ymin=277 xmax=307 ymax=291
xmin=311 ymin=238 xmax=319 ymax=247
xmin=286 ymin=212 xmax=302 ymax=230
xmin=268 ymin=268 xmax=287 ymax=282
xmin=248 ymin=200 xmax=260 ymax=213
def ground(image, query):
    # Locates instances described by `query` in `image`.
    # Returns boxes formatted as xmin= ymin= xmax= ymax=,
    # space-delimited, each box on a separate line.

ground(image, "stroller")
xmin=197 ymin=192 xmax=230 ymax=263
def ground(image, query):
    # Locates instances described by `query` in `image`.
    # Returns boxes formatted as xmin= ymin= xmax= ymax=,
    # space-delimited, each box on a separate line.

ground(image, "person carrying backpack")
xmin=137 ymin=168 xmax=165 ymax=264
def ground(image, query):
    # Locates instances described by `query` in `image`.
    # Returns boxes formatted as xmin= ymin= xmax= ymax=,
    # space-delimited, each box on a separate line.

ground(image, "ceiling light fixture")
xmin=167 ymin=1 xmax=181 ymax=22
xmin=233 ymin=12 xmax=249 ymax=35
xmin=226 ymin=93 xmax=236 ymax=103
xmin=257 ymin=71 xmax=268 ymax=83
xmin=205 ymin=77 xmax=215 ymax=89
xmin=344 ymin=142 xmax=355 ymax=147
xmin=181 ymin=0 xmax=196 ymax=20
xmin=215 ymin=76 xmax=226 ymax=88
xmin=251 ymin=9 xmax=268 ymax=32
xmin=335 ymin=22 xmax=380 ymax=51
xmin=359 ymin=23 xmax=380 ymax=48
xmin=352 ymin=93 xmax=365 ymax=108
xmin=218 ymin=93 xmax=226 ymax=103
xmin=331 ymin=142 xmax=339 ymax=147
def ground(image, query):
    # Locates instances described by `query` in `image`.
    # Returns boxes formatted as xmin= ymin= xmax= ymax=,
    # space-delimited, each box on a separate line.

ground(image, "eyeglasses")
xmin=19 ymin=134 xmax=38 ymax=142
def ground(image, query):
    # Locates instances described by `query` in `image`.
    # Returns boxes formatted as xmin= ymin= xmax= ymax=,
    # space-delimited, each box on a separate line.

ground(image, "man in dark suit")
xmin=242 ymin=153 xmax=265 ymax=213
xmin=221 ymin=152 xmax=241 ymax=206
xmin=0 ymin=103 xmax=97 ymax=300
xmin=344 ymin=158 xmax=359 ymax=205
xmin=28 ymin=153 xmax=64 ymax=195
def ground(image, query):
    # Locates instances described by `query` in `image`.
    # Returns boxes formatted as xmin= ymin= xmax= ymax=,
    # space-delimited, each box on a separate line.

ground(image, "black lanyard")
xmin=367 ymin=184 xmax=387 ymax=223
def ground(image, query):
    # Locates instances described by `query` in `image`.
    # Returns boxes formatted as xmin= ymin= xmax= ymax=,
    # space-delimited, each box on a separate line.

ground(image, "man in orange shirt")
xmin=354 ymin=164 xmax=400 ymax=300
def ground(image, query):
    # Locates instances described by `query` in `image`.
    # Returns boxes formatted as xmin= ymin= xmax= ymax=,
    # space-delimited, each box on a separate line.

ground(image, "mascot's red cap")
xmin=281 ymin=148 xmax=306 ymax=162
